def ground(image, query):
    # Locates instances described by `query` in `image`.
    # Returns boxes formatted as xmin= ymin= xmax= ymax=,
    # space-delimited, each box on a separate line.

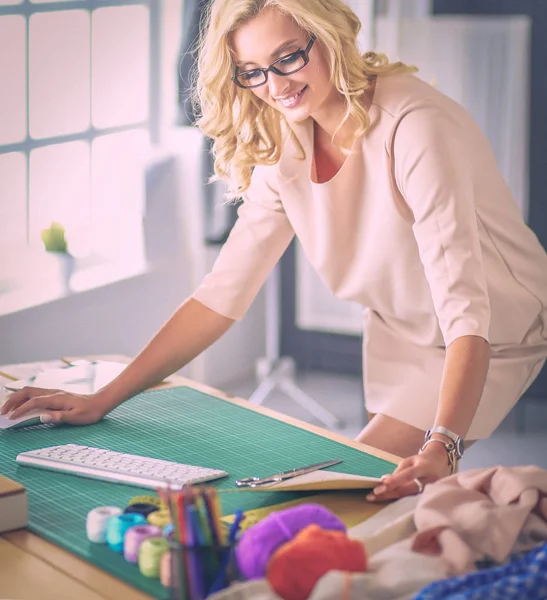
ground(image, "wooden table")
xmin=0 ymin=355 xmax=400 ymax=600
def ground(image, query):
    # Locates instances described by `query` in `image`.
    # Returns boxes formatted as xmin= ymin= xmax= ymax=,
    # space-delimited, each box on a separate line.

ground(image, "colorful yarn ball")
xmin=139 ymin=536 xmax=169 ymax=578
xmin=106 ymin=513 xmax=147 ymax=553
xmin=235 ymin=503 xmax=345 ymax=580
xmin=267 ymin=525 xmax=367 ymax=600
xmin=124 ymin=524 xmax=162 ymax=563
xmin=147 ymin=508 xmax=172 ymax=530
xmin=124 ymin=502 xmax=159 ymax=518
xmin=86 ymin=506 xmax=122 ymax=543
xmin=127 ymin=495 xmax=164 ymax=508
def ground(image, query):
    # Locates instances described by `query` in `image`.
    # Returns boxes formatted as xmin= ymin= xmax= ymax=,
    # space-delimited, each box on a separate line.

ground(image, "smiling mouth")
xmin=276 ymin=85 xmax=308 ymax=108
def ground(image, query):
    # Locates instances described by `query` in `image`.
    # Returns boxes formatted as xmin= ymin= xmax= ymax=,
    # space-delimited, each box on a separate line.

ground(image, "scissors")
xmin=235 ymin=459 xmax=343 ymax=488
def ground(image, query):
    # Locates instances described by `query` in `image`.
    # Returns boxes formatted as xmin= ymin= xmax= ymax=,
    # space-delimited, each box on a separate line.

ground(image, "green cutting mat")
xmin=0 ymin=386 xmax=396 ymax=599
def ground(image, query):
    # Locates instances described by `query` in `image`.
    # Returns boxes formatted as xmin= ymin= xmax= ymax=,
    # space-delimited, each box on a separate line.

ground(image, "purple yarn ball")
xmin=235 ymin=503 xmax=346 ymax=580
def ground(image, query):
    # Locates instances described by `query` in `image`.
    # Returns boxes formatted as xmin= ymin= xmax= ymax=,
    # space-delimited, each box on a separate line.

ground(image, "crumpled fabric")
xmin=309 ymin=538 xmax=448 ymax=600
xmin=411 ymin=465 xmax=547 ymax=574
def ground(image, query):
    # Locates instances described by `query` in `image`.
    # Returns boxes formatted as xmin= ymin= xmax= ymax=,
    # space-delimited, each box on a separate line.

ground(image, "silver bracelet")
xmin=420 ymin=439 xmax=457 ymax=474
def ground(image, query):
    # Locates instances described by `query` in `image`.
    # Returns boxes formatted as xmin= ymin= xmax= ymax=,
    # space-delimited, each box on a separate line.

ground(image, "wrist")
xmin=420 ymin=438 xmax=458 ymax=474
xmin=92 ymin=389 xmax=119 ymax=418
xmin=421 ymin=439 xmax=449 ymax=457
xmin=425 ymin=426 xmax=465 ymax=459
xmin=430 ymin=432 xmax=453 ymax=444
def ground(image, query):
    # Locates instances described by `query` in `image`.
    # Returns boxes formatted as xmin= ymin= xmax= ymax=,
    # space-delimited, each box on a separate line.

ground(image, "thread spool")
xmin=124 ymin=503 xmax=159 ymax=518
xmin=106 ymin=513 xmax=147 ymax=553
xmin=128 ymin=495 xmax=164 ymax=509
xmin=139 ymin=536 xmax=169 ymax=578
xmin=147 ymin=509 xmax=171 ymax=530
xmin=160 ymin=551 xmax=171 ymax=588
xmin=124 ymin=524 xmax=162 ymax=563
xmin=86 ymin=506 xmax=122 ymax=544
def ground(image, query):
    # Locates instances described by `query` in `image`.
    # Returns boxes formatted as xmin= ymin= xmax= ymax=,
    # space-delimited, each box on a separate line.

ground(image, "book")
xmin=243 ymin=470 xmax=382 ymax=492
xmin=0 ymin=475 xmax=28 ymax=533
xmin=4 ymin=360 xmax=128 ymax=395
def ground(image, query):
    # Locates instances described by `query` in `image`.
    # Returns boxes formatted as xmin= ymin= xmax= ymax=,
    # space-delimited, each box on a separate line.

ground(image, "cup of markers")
xmin=86 ymin=488 xmax=244 ymax=599
xmin=161 ymin=487 xmax=245 ymax=600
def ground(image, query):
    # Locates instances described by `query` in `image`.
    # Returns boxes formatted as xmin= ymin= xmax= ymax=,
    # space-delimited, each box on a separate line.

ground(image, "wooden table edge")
xmin=3 ymin=529 xmax=153 ymax=600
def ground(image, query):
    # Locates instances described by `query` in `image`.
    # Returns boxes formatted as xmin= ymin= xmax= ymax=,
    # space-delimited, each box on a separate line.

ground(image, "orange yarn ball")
xmin=266 ymin=525 xmax=367 ymax=600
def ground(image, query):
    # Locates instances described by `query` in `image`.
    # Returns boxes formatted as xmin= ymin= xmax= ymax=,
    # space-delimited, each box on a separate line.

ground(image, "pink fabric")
xmin=412 ymin=466 xmax=547 ymax=574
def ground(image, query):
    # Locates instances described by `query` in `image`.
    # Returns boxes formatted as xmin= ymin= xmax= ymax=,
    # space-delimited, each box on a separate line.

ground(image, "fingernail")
xmin=374 ymin=485 xmax=387 ymax=495
xmin=366 ymin=494 xmax=376 ymax=502
xmin=40 ymin=414 xmax=52 ymax=424
xmin=381 ymin=475 xmax=389 ymax=482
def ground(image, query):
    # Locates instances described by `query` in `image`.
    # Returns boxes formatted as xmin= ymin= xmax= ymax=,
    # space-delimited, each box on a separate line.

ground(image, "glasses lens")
xmin=235 ymin=52 xmax=306 ymax=87
xmin=275 ymin=52 xmax=306 ymax=74
xmin=236 ymin=69 xmax=267 ymax=88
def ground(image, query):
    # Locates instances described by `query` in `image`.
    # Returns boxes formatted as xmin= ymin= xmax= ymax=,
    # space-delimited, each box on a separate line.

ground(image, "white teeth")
xmin=278 ymin=87 xmax=305 ymax=107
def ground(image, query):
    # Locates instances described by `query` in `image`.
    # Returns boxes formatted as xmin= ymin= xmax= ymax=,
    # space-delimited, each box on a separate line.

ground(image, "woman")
xmin=4 ymin=0 xmax=547 ymax=501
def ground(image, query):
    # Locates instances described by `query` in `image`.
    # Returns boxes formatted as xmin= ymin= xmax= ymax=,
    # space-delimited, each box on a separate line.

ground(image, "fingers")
xmin=41 ymin=409 xmax=97 ymax=426
xmin=1 ymin=388 xmax=30 ymax=414
xmin=1 ymin=387 xmax=57 ymax=414
xmin=41 ymin=411 xmax=67 ymax=425
xmin=9 ymin=393 xmax=67 ymax=420
xmin=382 ymin=465 xmax=423 ymax=490
xmin=366 ymin=447 xmax=456 ymax=503
xmin=367 ymin=479 xmax=423 ymax=502
xmin=367 ymin=458 xmax=424 ymax=502
xmin=3 ymin=388 xmax=100 ymax=427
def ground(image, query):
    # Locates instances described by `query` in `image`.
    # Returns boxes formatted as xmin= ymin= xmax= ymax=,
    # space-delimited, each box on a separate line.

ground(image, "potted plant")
xmin=40 ymin=222 xmax=74 ymax=291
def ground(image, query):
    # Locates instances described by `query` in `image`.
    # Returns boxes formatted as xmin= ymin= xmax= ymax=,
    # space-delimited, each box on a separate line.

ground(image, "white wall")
xmin=0 ymin=264 xmax=266 ymax=390
xmin=0 ymin=128 xmax=267 ymax=391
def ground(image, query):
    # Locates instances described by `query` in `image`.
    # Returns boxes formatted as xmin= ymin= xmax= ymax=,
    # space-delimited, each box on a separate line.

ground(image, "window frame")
xmin=0 ymin=0 xmax=161 ymax=246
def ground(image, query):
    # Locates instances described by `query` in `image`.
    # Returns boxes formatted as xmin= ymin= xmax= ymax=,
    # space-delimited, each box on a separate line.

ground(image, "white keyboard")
xmin=16 ymin=444 xmax=228 ymax=490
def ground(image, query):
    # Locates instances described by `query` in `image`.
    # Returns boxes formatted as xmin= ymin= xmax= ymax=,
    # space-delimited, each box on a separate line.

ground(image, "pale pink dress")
xmin=192 ymin=73 xmax=547 ymax=439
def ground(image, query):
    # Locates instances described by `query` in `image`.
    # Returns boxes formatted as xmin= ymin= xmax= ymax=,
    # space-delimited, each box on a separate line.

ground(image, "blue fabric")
xmin=413 ymin=542 xmax=547 ymax=600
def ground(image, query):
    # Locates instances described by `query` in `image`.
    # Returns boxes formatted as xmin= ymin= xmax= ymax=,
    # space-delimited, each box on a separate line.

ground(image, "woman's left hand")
xmin=366 ymin=441 xmax=453 ymax=502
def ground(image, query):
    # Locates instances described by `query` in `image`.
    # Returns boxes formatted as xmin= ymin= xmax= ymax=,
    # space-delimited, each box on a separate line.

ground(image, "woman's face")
xmin=231 ymin=7 xmax=334 ymax=123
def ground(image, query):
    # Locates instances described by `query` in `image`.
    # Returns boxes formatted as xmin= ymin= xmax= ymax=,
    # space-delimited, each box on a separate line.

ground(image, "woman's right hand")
xmin=0 ymin=387 xmax=107 ymax=426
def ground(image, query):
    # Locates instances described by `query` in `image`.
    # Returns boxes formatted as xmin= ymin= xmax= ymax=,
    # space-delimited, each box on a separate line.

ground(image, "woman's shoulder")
xmin=372 ymin=72 xmax=468 ymax=122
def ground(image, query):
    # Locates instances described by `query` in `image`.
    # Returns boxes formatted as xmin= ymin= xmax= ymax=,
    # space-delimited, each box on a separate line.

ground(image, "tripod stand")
xmin=249 ymin=265 xmax=343 ymax=429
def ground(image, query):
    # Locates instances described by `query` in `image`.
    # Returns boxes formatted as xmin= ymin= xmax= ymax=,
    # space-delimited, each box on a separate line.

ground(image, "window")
xmin=0 ymin=0 xmax=161 ymax=271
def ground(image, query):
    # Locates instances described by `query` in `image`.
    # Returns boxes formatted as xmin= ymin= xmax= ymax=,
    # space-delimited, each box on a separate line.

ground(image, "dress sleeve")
xmin=391 ymin=105 xmax=491 ymax=346
xmin=191 ymin=165 xmax=295 ymax=320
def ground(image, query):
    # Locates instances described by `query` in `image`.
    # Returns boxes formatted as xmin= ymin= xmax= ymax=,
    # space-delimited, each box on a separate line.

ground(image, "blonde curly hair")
xmin=192 ymin=0 xmax=416 ymax=197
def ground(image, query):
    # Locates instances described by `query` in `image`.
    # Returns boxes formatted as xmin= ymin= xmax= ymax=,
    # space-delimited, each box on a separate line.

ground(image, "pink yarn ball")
xmin=235 ymin=504 xmax=345 ymax=580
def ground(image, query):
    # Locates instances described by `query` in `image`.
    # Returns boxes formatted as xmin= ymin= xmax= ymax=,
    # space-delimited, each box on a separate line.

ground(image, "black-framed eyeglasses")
xmin=233 ymin=35 xmax=316 ymax=89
